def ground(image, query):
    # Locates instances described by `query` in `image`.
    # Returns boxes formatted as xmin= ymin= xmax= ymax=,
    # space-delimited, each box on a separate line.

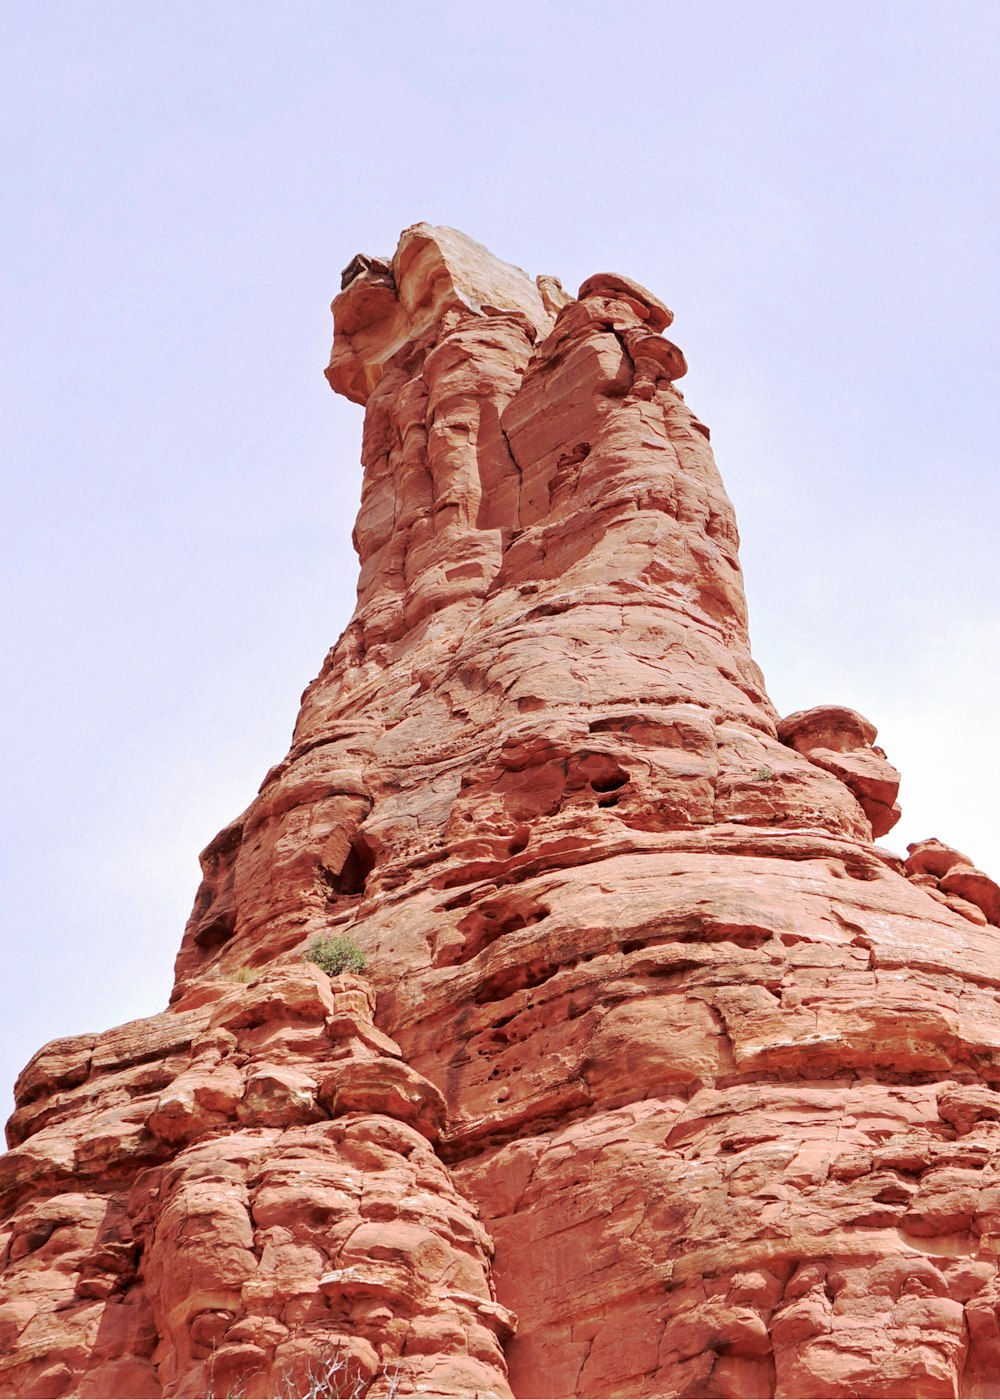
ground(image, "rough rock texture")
xmin=0 ymin=967 xmax=512 ymax=1399
xmin=3 ymin=223 xmax=1000 ymax=1399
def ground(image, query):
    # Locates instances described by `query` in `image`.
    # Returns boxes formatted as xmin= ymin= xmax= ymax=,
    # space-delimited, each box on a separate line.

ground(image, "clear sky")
xmin=3 ymin=1 xmax=999 ymax=1126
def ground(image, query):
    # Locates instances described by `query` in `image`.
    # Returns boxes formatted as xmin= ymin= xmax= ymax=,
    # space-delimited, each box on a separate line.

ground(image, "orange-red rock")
xmin=903 ymin=839 xmax=1000 ymax=932
xmin=776 ymin=705 xmax=901 ymax=838
xmin=3 ymin=224 xmax=1000 ymax=1399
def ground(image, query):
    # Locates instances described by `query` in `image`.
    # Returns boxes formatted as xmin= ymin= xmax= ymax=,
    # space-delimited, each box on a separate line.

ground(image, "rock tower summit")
xmin=3 ymin=225 xmax=1000 ymax=1399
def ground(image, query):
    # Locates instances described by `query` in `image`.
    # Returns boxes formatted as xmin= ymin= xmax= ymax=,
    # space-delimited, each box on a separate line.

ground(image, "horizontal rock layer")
xmin=2 ymin=224 xmax=999 ymax=1399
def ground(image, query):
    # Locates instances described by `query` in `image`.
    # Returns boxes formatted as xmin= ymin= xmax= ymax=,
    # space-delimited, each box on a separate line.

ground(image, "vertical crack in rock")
xmin=3 ymin=222 xmax=1000 ymax=1399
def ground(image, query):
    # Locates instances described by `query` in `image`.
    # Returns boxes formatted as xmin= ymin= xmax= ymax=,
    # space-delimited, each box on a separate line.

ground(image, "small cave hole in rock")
xmin=474 ymin=959 xmax=560 ymax=1005
xmin=590 ymin=768 xmax=629 ymax=793
xmin=507 ymin=828 xmax=530 ymax=856
xmin=454 ymin=901 xmax=552 ymax=964
xmin=193 ymin=911 xmax=236 ymax=951
xmin=332 ymin=834 xmax=377 ymax=896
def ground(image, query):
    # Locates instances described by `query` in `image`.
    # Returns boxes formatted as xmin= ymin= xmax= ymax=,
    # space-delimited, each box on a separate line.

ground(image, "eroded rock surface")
xmin=3 ymin=224 xmax=1000 ymax=1398
xmin=1 ymin=967 xmax=510 ymax=1399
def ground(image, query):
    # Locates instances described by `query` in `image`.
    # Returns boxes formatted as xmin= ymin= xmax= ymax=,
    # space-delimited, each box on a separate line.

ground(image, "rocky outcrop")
xmin=3 ymin=224 xmax=1000 ymax=1398
xmin=904 ymin=838 xmax=1000 ymax=929
xmin=0 ymin=966 xmax=511 ymax=1399
xmin=776 ymin=705 xmax=901 ymax=838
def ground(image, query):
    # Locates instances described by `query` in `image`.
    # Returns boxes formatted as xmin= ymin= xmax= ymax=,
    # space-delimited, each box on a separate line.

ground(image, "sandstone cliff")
xmin=3 ymin=225 xmax=1000 ymax=1399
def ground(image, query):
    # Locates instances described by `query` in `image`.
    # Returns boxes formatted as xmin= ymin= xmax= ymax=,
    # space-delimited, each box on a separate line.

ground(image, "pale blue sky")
xmin=3 ymin=1 xmax=999 ymax=1124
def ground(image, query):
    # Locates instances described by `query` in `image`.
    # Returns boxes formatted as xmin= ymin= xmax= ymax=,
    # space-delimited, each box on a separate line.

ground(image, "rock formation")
xmin=3 ymin=223 xmax=1000 ymax=1399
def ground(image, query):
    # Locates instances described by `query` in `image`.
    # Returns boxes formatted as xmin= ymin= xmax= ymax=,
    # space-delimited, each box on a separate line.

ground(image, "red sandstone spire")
xmin=3 ymin=226 xmax=1000 ymax=1400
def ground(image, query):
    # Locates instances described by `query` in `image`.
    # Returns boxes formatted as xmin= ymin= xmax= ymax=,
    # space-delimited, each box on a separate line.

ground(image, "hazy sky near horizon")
xmin=3 ymin=1 xmax=999 ymax=1125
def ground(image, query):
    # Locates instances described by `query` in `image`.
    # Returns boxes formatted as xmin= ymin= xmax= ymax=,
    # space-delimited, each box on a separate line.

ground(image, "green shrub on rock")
xmin=304 ymin=934 xmax=367 ymax=978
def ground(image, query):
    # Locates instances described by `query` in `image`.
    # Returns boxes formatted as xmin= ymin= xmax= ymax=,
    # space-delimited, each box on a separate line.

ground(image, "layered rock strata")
xmin=3 ymin=224 xmax=1000 ymax=1399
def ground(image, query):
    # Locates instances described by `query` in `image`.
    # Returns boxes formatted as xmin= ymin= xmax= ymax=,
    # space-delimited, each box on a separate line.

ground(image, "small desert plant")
xmin=209 ymin=1344 xmax=400 ymax=1399
xmin=230 ymin=965 xmax=260 ymax=984
xmin=304 ymin=934 xmax=367 ymax=978
xmin=755 ymin=765 xmax=776 ymax=782
xmin=283 ymin=1349 xmax=402 ymax=1400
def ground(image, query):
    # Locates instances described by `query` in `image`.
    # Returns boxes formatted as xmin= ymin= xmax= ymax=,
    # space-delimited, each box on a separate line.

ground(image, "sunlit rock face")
xmin=3 ymin=224 xmax=1000 ymax=1400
